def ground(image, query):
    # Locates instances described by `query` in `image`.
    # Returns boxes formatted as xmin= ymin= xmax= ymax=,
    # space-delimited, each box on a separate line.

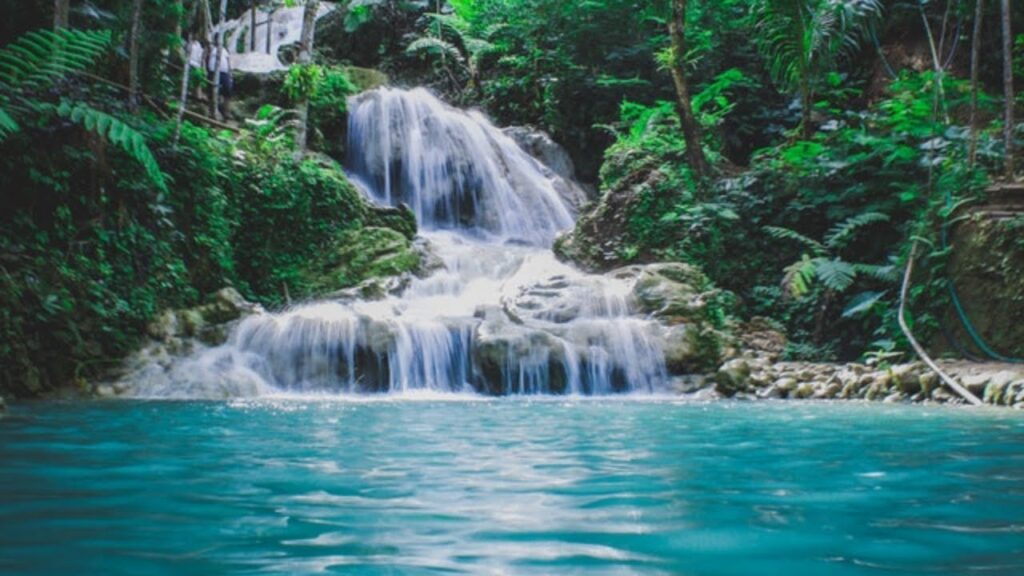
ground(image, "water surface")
xmin=2 ymin=399 xmax=1023 ymax=575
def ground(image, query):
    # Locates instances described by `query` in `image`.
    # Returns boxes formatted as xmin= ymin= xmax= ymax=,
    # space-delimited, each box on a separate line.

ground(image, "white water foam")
xmin=120 ymin=89 xmax=671 ymax=398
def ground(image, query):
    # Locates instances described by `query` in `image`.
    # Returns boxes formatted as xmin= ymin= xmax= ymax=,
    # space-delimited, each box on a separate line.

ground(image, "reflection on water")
xmin=1 ymin=400 xmax=1023 ymax=575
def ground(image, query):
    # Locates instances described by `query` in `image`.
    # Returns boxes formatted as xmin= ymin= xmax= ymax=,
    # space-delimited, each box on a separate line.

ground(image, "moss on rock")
xmin=308 ymin=227 xmax=421 ymax=293
xmin=943 ymin=217 xmax=1024 ymax=358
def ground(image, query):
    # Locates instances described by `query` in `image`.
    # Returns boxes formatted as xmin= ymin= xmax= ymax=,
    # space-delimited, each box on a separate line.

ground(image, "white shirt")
xmin=208 ymin=49 xmax=231 ymax=73
xmin=187 ymin=41 xmax=204 ymax=69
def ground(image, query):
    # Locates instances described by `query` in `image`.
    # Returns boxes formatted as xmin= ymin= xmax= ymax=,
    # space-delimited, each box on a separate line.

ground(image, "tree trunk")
xmin=210 ymin=0 xmax=228 ymax=120
xmin=800 ymin=76 xmax=813 ymax=140
xmin=797 ymin=9 xmax=812 ymax=140
xmin=53 ymin=0 xmax=70 ymax=29
xmin=668 ymin=0 xmax=710 ymax=179
xmin=295 ymin=0 xmax=319 ymax=156
xmin=1001 ymin=0 xmax=1015 ymax=179
xmin=128 ymin=0 xmax=143 ymax=112
xmin=250 ymin=1 xmax=257 ymax=52
xmin=969 ymin=0 xmax=985 ymax=166
xmin=174 ymin=34 xmax=193 ymax=146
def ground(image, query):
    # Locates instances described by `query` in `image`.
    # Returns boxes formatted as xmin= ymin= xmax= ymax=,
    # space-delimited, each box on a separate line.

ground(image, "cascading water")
xmin=346 ymin=88 xmax=576 ymax=244
xmin=120 ymin=88 xmax=675 ymax=398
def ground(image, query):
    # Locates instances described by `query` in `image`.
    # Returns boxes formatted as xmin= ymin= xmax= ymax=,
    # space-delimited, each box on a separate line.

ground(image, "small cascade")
xmin=119 ymin=88 xmax=678 ymax=398
xmin=219 ymin=4 xmax=335 ymax=74
xmin=346 ymin=88 xmax=575 ymax=245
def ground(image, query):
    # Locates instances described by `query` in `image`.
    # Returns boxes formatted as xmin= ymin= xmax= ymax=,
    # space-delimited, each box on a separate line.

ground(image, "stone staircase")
xmin=976 ymin=182 xmax=1024 ymax=220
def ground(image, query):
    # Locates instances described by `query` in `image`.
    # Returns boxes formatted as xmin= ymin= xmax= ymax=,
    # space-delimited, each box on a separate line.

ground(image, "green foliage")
xmin=406 ymin=37 xmax=464 ymax=64
xmin=0 ymin=28 xmax=111 ymax=96
xmin=0 ymin=28 xmax=112 ymax=140
xmin=0 ymin=28 xmax=167 ymax=193
xmin=753 ymin=0 xmax=881 ymax=131
xmin=283 ymin=63 xmax=325 ymax=102
xmin=767 ymin=212 xmax=892 ymax=300
xmin=307 ymin=227 xmax=421 ymax=292
xmin=56 ymin=101 xmax=168 ymax=193
xmin=0 ymin=65 xmax=411 ymax=397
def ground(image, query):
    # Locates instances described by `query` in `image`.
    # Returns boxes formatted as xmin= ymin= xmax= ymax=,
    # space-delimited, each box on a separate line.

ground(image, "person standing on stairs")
xmin=208 ymin=45 xmax=233 ymax=120
xmin=188 ymin=38 xmax=208 ymax=102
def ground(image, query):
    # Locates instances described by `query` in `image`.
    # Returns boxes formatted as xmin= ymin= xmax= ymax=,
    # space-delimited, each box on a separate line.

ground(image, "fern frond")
xmin=824 ymin=212 xmax=889 ymax=250
xmin=814 ymin=257 xmax=856 ymax=293
xmin=406 ymin=37 xmax=465 ymax=65
xmin=853 ymin=262 xmax=900 ymax=283
xmin=0 ymin=105 xmax=19 ymax=140
xmin=842 ymin=290 xmax=887 ymax=318
xmin=783 ymin=255 xmax=817 ymax=298
xmin=463 ymin=37 xmax=496 ymax=59
xmin=765 ymin=225 xmax=826 ymax=255
xmin=56 ymin=102 xmax=167 ymax=193
xmin=425 ymin=12 xmax=472 ymax=37
xmin=0 ymin=29 xmax=111 ymax=92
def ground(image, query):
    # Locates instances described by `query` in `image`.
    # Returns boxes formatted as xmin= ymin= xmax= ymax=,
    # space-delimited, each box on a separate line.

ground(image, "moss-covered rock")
xmin=366 ymin=204 xmax=417 ymax=241
xmin=555 ymin=168 xmax=668 ymax=272
xmin=942 ymin=216 xmax=1024 ymax=358
xmin=308 ymin=227 xmax=422 ymax=294
xmin=619 ymin=262 xmax=733 ymax=372
xmin=346 ymin=67 xmax=390 ymax=92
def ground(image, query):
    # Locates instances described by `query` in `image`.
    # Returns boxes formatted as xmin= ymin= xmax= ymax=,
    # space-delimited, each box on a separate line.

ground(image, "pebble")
xmin=696 ymin=354 xmax=1024 ymax=409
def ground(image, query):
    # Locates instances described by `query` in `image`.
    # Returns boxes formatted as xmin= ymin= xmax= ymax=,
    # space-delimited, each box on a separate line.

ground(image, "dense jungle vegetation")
xmin=0 ymin=0 xmax=1020 ymax=397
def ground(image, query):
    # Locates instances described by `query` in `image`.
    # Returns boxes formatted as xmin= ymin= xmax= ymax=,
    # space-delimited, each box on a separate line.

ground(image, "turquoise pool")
xmin=1 ymin=399 xmax=1022 ymax=574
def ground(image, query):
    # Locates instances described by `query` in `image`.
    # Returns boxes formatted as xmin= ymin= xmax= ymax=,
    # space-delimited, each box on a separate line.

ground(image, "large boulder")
xmin=472 ymin=307 xmax=570 ymax=395
xmin=146 ymin=287 xmax=263 ymax=347
xmin=624 ymin=263 xmax=713 ymax=322
xmin=554 ymin=168 xmax=667 ymax=272
xmin=940 ymin=217 xmax=1024 ymax=358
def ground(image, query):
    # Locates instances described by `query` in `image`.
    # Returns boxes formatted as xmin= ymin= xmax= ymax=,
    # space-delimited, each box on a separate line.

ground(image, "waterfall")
xmin=119 ymin=88 xmax=672 ymax=398
xmin=346 ymin=88 xmax=575 ymax=245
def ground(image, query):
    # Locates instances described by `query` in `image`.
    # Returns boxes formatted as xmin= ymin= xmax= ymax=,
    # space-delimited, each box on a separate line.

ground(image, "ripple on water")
xmin=1 ymin=400 xmax=1023 ymax=575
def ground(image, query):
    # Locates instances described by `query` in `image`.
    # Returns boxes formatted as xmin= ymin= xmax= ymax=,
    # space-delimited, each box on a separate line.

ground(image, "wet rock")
xmin=737 ymin=318 xmax=788 ymax=361
xmin=332 ymin=274 xmax=412 ymax=302
xmin=961 ymin=374 xmax=991 ymax=397
xmin=413 ymin=237 xmax=445 ymax=278
xmin=1005 ymin=382 xmax=1024 ymax=406
xmin=890 ymin=364 xmax=921 ymax=394
xmin=672 ymin=375 xmax=712 ymax=394
xmin=715 ymin=358 xmax=751 ymax=397
xmin=311 ymin=227 xmax=422 ymax=294
xmin=793 ymin=382 xmax=815 ymax=399
xmin=503 ymin=126 xmax=593 ymax=212
xmin=814 ymin=381 xmax=842 ymax=399
xmin=661 ymin=324 xmax=725 ymax=374
xmin=774 ymin=377 xmax=798 ymax=394
xmin=554 ymin=169 xmax=665 ymax=272
xmin=883 ymin=392 xmax=906 ymax=403
xmin=472 ymin=312 xmax=569 ymax=395
xmin=627 ymin=263 xmax=711 ymax=321
xmin=919 ymin=372 xmax=939 ymax=397
xmin=179 ymin=309 xmax=205 ymax=338
xmin=204 ymin=287 xmax=261 ymax=324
